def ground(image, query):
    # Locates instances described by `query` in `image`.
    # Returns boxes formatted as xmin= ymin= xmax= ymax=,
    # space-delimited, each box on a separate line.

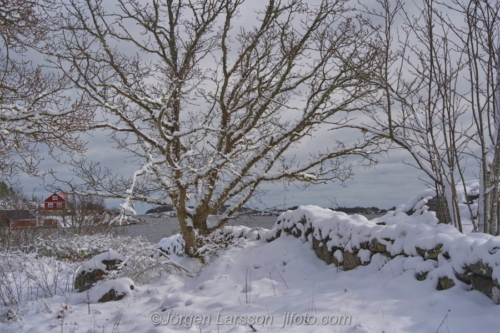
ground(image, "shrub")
xmin=0 ymin=251 xmax=78 ymax=307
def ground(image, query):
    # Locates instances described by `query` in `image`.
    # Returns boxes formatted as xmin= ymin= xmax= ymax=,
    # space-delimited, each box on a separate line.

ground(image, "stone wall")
xmin=265 ymin=206 xmax=500 ymax=304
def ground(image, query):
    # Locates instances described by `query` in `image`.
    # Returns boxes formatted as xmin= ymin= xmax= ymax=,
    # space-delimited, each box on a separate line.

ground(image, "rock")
xmin=98 ymin=289 xmax=126 ymax=302
xmin=89 ymin=278 xmax=135 ymax=303
xmin=369 ymin=238 xmax=387 ymax=254
xmin=494 ymin=277 xmax=500 ymax=290
xmin=492 ymin=287 xmax=500 ymax=304
xmin=343 ymin=251 xmax=361 ymax=271
xmin=415 ymin=244 xmax=443 ymax=260
xmin=74 ymin=250 xmax=125 ymax=292
xmin=291 ymin=227 xmax=302 ymax=238
xmin=416 ymin=271 xmax=428 ymax=281
xmin=313 ymin=238 xmax=335 ymax=265
xmin=437 ymin=276 xmax=455 ymax=290
xmin=333 ymin=250 xmax=344 ymax=267
xmin=468 ymin=261 xmax=493 ymax=277
xmin=415 ymin=259 xmax=437 ymax=282
xmin=98 ymin=285 xmax=134 ymax=303
xmin=271 ymin=229 xmax=282 ymax=241
xmin=415 ymin=247 xmax=426 ymax=258
xmin=312 ymin=237 xmax=321 ymax=252
xmin=470 ymin=273 xmax=496 ymax=299
xmin=454 ymin=268 xmax=471 ymax=285
xmin=359 ymin=241 xmax=370 ymax=250
xmin=426 ymin=244 xmax=443 ymax=260
xmin=426 ymin=196 xmax=448 ymax=223
xmin=74 ymin=268 xmax=107 ymax=292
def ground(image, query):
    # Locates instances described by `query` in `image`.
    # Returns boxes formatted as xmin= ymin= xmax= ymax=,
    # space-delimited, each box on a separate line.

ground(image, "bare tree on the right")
xmin=353 ymin=0 xmax=500 ymax=234
xmin=448 ymin=0 xmax=500 ymax=235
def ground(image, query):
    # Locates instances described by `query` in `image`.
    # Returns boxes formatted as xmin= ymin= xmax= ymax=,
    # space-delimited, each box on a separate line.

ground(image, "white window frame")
xmin=48 ymin=203 xmax=53 ymax=208
xmin=52 ymin=195 xmax=58 ymax=200
xmin=57 ymin=203 xmax=62 ymax=208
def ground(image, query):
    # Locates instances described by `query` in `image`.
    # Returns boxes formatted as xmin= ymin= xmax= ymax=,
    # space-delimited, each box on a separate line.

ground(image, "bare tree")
xmin=443 ymin=0 xmax=500 ymax=234
xmin=48 ymin=0 xmax=381 ymax=256
xmin=343 ymin=0 xmax=474 ymax=231
xmin=64 ymin=194 xmax=111 ymax=235
xmin=0 ymin=0 xmax=92 ymax=180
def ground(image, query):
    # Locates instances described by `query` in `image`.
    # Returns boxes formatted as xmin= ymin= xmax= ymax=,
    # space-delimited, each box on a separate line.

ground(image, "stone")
xmin=454 ymin=269 xmax=471 ymax=285
xmin=415 ymin=244 xmax=443 ymax=260
xmin=468 ymin=261 xmax=493 ymax=277
xmin=74 ymin=269 xmax=107 ymax=292
xmin=303 ymin=226 xmax=313 ymax=239
xmin=74 ymin=251 xmax=125 ymax=292
xmin=313 ymin=239 xmax=335 ymax=265
xmin=426 ymin=244 xmax=443 ymax=260
xmin=426 ymin=196 xmax=448 ymax=223
xmin=98 ymin=285 xmax=134 ymax=303
xmin=291 ymin=227 xmax=302 ymax=238
xmin=359 ymin=241 xmax=370 ymax=250
xmin=369 ymin=238 xmax=387 ymax=253
xmin=343 ymin=251 xmax=361 ymax=271
xmin=332 ymin=250 xmax=344 ymax=267
xmin=312 ymin=237 xmax=321 ymax=251
xmin=98 ymin=288 xmax=125 ymax=303
xmin=492 ymin=287 xmax=500 ymax=304
xmin=437 ymin=276 xmax=456 ymax=290
xmin=470 ymin=273 xmax=495 ymax=299
xmin=494 ymin=277 xmax=500 ymax=290
xmin=416 ymin=271 xmax=428 ymax=281
xmin=415 ymin=247 xmax=426 ymax=258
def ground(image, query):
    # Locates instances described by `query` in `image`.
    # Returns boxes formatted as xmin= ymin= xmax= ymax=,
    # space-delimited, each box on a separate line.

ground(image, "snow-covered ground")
xmin=1 ymin=221 xmax=499 ymax=333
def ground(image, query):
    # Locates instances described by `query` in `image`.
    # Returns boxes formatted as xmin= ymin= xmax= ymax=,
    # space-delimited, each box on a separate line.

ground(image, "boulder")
xmin=454 ymin=267 xmax=472 ymax=285
xmin=98 ymin=285 xmax=134 ymax=303
xmin=369 ymin=238 xmax=388 ymax=254
xmin=314 ymin=241 xmax=335 ymax=265
xmin=343 ymin=251 xmax=361 ymax=271
xmin=74 ymin=250 xmax=125 ymax=292
xmin=415 ymin=244 xmax=443 ymax=260
xmin=416 ymin=271 xmax=428 ymax=281
xmin=470 ymin=274 xmax=496 ymax=299
xmin=333 ymin=250 xmax=344 ymax=267
xmin=437 ymin=276 xmax=456 ymax=290
xmin=426 ymin=244 xmax=443 ymax=260
xmin=468 ymin=261 xmax=493 ymax=277
xmin=88 ymin=278 xmax=135 ymax=303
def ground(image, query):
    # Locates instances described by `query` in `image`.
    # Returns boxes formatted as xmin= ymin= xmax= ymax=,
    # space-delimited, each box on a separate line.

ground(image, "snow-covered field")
xmin=1 ymin=219 xmax=499 ymax=333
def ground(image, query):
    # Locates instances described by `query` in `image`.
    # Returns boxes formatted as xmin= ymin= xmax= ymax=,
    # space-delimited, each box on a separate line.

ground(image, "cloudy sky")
xmin=16 ymin=127 xmax=432 ymax=214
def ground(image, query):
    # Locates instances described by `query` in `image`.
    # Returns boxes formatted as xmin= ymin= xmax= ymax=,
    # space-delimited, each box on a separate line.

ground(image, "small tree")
xmin=64 ymin=194 xmax=111 ymax=235
xmin=49 ymin=0 xmax=381 ymax=256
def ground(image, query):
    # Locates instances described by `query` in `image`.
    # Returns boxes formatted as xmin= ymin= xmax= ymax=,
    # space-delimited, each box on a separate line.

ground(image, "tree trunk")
xmin=177 ymin=208 xmax=212 ymax=258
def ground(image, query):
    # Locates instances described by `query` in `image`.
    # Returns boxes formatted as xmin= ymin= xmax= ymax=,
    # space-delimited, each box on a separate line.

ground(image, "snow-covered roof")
xmin=0 ymin=210 xmax=36 ymax=221
xmin=44 ymin=192 xmax=69 ymax=202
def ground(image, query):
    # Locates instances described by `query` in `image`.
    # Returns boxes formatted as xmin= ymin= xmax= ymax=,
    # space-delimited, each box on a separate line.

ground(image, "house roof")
xmin=0 ymin=210 xmax=36 ymax=221
xmin=44 ymin=192 xmax=69 ymax=202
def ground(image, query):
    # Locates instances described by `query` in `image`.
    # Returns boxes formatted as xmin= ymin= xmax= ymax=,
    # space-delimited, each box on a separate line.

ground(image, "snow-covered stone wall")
xmin=265 ymin=205 xmax=500 ymax=304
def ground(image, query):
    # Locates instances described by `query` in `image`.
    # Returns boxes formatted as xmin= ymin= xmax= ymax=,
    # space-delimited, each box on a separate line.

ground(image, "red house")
xmin=0 ymin=210 xmax=37 ymax=227
xmin=44 ymin=193 xmax=69 ymax=215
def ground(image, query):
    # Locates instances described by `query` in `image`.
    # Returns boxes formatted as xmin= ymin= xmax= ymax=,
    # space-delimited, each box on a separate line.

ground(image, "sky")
xmin=16 ymin=133 xmax=431 ymax=214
